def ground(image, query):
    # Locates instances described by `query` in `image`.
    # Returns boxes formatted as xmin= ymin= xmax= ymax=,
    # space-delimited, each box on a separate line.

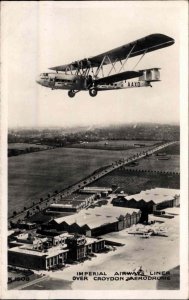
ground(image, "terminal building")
xmin=112 ymin=188 xmax=180 ymax=213
xmin=8 ymin=232 xmax=69 ymax=270
xmin=47 ymin=206 xmax=141 ymax=237
xmin=8 ymin=231 xmax=105 ymax=270
xmin=66 ymin=234 xmax=105 ymax=261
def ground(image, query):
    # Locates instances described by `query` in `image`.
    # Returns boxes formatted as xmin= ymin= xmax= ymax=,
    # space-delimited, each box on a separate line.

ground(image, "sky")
xmin=2 ymin=1 xmax=187 ymax=128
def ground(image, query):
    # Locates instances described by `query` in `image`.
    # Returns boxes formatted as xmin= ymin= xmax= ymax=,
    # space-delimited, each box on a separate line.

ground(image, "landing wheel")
xmin=68 ymin=90 xmax=75 ymax=98
xmin=89 ymin=88 xmax=97 ymax=97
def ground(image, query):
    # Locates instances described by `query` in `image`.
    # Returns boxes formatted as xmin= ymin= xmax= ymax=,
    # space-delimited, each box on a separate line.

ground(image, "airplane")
xmin=36 ymin=33 xmax=174 ymax=98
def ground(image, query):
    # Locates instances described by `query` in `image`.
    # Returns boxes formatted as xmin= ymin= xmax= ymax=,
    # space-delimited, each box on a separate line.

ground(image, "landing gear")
xmin=68 ymin=90 xmax=75 ymax=98
xmin=89 ymin=88 xmax=98 ymax=97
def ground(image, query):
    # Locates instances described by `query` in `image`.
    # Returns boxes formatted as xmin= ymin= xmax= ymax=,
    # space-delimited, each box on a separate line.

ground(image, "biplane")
xmin=36 ymin=34 xmax=174 ymax=97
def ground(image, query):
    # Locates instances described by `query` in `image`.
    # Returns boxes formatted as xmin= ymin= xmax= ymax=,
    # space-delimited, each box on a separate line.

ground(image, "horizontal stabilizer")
xmin=138 ymin=68 xmax=161 ymax=82
xmin=138 ymin=67 xmax=161 ymax=72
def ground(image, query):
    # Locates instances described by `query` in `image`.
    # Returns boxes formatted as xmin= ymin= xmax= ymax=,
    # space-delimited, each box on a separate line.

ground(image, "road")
xmin=15 ymin=275 xmax=48 ymax=290
xmin=54 ymin=141 xmax=177 ymax=196
xmin=8 ymin=141 xmax=177 ymax=225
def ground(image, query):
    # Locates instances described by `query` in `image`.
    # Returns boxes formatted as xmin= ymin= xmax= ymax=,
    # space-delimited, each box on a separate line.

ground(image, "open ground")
xmin=8 ymin=143 xmax=51 ymax=150
xmin=124 ymin=155 xmax=179 ymax=173
xmin=89 ymin=170 xmax=180 ymax=195
xmin=68 ymin=140 xmax=161 ymax=151
xmin=8 ymin=142 xmax=179 ymax=217
xmin=8 ymin=144 xmax=154 ymax=217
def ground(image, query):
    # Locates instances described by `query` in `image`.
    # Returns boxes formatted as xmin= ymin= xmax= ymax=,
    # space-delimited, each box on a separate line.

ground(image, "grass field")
xmin=89 ymin=170 xmax=180 ymax=195
xmin=124 ymin=155 xmax=180 ymax=173
xmin=8 ymin=145 xmax=154 ymax=217
xmin=156 ymin=142 xmax=180 ymax=155
xmin=88 ymin=146 xmax=180 ymax=194
xmin=8 ymin=143 xmax=51 ymax=150
xmin=69 ymin=140 xmax=161 ymax=151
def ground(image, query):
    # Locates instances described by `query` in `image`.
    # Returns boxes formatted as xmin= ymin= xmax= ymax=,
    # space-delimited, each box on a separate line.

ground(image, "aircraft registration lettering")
xmin=127 ymin=82 xmax=140 ymax=87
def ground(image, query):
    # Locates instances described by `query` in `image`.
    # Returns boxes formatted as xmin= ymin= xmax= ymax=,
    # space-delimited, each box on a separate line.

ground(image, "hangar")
xmin=80 ymin=186 xmax=112 ymax=197
xmin=112 ymin=188 xmax=180 ymax=213
xmin=48 ymin=193 xmax=96 ymax=213
xmin=47 ymin=206 xmax=141 ymax=237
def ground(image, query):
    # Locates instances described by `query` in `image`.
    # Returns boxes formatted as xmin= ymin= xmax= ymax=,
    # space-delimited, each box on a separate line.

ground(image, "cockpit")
xmin=40 ymin=73 xmax=49 ymax=79
xmin=36 ymin=73 xmax=49 ymax=85
xmin=36 ymin=72 xmax=79 ymax=91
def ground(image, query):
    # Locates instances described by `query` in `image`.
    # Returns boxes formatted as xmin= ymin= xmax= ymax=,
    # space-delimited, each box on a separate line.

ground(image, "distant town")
xmin=8 ymin=123 xmax=180 ymax=290
xmin=8 ymin=123 xmax=179 ymax=156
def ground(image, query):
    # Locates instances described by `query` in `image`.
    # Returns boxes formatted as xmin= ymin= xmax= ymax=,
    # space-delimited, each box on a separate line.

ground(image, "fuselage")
xmin=36 ymin=72 xmax=150 ymax=92
xmin=36 ymin=73 xmax=88 ymax=91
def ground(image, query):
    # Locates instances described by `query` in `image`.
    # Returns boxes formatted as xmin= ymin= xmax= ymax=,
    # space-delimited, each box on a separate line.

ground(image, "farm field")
xmin=69 ymin=140 xmax=162 ymax=151
xmin=8 ymin=145 xmax=154 ymax=217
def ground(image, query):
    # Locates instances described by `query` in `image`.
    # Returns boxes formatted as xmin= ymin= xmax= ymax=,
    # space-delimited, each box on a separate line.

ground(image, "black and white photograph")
xmin=1 ymin=1 xmax=188 ymax=299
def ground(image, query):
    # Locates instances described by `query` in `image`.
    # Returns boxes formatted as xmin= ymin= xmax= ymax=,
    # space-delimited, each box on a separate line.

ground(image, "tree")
xmin=26 ymin=211 xmax=30 ymax=218
xmin=10 ymin=221 xmax=15 ymax=229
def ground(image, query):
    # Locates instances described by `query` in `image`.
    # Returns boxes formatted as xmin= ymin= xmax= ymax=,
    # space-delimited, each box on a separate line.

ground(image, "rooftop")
xmin=61 ymin=193 xmax=95 ymax=201
xmin=82 ymin=186 xmax=112 ymax=191
xmin=54 ymin=206 xmax=140 ymax=229
xmin=50 ymin=200 xmax=85 ymax=208
xmin=125 ymin=188 xmax=180 ymax=204
xmin=15 ymin=233 xmax=48 ymax=243
xmin=85 ymin=237 xmax=104 ymax=245
xmin=8 ymin=244 xmax=69 ymax=258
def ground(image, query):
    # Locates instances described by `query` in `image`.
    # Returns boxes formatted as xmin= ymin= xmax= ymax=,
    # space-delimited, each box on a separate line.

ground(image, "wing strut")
xmin=118 ymin=43 xmax=136 ymax=73
xmin=108 ymin=58 xmax=118 ymax=76
xmin=132 ymin=48 xmax=148 ymax=70
xmin=95 ymin=43 xmax=137 ymax=78
xmin=94 ymin=55 xmax=107 ymax=78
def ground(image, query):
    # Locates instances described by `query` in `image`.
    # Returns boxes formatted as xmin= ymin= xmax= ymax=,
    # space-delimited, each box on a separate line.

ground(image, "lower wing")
xmin=94 ymin=71 xmax=143 ymax=86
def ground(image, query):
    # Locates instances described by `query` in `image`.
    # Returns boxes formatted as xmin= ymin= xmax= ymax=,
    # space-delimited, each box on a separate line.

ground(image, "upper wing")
xmin=49 ymin=34 xmax=174 ymax=72
xmin=95 ymin=71 xmax=143 ymax=85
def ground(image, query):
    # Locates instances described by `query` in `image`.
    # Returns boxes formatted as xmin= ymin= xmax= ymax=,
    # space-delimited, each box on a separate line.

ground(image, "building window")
xmin=50 ymin=257 xmax=53 ymax=266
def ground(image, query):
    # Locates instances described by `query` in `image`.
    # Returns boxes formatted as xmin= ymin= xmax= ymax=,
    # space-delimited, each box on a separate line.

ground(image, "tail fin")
xmin=138 ymin=68 xmax=161 ymax=82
